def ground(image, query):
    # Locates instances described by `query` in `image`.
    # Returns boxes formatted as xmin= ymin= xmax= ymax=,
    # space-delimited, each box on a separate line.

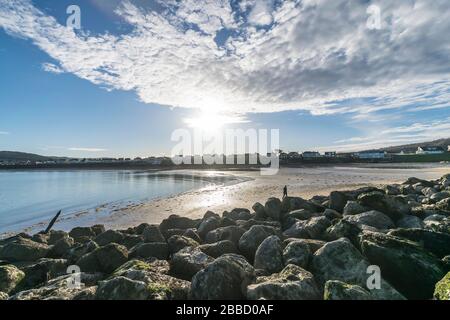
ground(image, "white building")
xmin=355 ymin=150 xmax=386 ymax=159
xmin=324 ymin=151 xmax=337 ymax=157
xmin=416 ymin=146 xmax=445 ymax=155
xmin=302 ymin=151 xmax=321 ymax=158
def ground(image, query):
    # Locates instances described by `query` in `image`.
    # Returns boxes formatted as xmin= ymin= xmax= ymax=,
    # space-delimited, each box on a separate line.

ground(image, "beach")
xmin=75 ymin=163 xmax=450 ymax=231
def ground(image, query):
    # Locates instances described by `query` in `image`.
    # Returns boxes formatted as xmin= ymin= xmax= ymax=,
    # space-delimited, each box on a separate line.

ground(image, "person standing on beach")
xmin=283 ymin=185 xmax=288 ymax=198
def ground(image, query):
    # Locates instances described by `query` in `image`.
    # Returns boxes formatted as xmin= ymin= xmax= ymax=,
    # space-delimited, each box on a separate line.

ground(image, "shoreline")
xmin=1 ymin=163 xmax=450 ymax=238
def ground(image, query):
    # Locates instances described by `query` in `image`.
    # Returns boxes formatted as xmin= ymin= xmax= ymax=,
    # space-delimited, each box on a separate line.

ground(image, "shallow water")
xmin=0 ymin=170 xmax=216 ymax=234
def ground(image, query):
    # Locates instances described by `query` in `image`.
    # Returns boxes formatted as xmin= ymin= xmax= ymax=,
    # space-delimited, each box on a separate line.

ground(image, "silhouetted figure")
xmin=283 ymin=185 xmax=288 ymax=198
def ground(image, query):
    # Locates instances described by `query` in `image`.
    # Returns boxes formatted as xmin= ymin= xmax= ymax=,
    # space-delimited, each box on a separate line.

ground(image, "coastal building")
xmin=355 ymin=150 xmax=386 ymax=159
xmin=302 ymin=151 xmax=321 ymax=158
xmin=416 ymin=146 xmax=445 ymax=155
xmin=288 ymin=152 xmax=301 ymax=160
xmin=324 ymin=151 xmax=337 ymax=157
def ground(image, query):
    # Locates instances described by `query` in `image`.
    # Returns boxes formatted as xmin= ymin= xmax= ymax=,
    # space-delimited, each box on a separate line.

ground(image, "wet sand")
xmin=95 ymin=163 xmax=450 ymax=230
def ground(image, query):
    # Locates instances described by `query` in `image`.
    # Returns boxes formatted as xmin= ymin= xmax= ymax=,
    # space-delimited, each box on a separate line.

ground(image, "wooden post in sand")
xmin=43 ymin=210 xmax=62 ymax=234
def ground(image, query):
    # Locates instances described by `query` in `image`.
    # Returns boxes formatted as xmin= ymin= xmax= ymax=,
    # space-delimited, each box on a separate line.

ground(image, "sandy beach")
xmin=73 ymin=163 xmax=450 ymax=231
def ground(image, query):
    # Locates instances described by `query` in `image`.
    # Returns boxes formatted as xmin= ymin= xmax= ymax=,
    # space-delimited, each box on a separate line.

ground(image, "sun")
xmin=184 ymin=111 xmax=247 ymax=133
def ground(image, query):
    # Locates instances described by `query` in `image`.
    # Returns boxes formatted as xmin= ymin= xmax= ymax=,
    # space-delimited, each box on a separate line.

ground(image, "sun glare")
xmin=184 ymin=112 xmax=248 ymax=133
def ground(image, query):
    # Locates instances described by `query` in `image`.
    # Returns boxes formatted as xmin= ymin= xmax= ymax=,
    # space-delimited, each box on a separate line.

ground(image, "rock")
xmin=254 ymin=236 xmax=284 ymax=274
xmin=324 ymin=280 xmax=371 ymax=300
xmin=396 ymin=215 xmax=424 ymax=229
xmin=167 ymin=235 xmax=199 ymax=254
xmin=283 ymin=238 xmax=326 ymax=254
xmin=142 ymin=225 xmax=166 ymax=243
xmin=264 ymin=197 xmax=282 ymax=220
xmin=0 ymin=291 xmax=8 ymax=300
xmin=430 ymin=191 xmax=450 ymax=202
xmin=198 ymin=240 xmax=238 ymax=258
xmin=17 ymin=258 xmax=69 ymax=290
xmin=47 ymin=236 xmax=75 ymax=258
xmin=190 ymin=254 xmax=255 ymax=300
xmin=220 ymin=217 xmax=237 ymax=227
xmin=284 ymin=209 xmax=318 ymax=221
xmin=247 ymin=264 xmax=320 ymax=300
xmin=434 ymin=272 xmax=450 ymax=300
xmin=384 ymin=185 xmax=400 ymax=196
xmin=0 ymin=238 xmax=49 ymax=262
xmin=91 ymin=225 xmax=106 ymax=235
xmin=282 ymin=240 xmax=311 ymax=269
xmin=94 ymin=230 xmax=124 ymax=246
xmin=224 ymin=208 xmax=252 ymax=221
xmin=9 ymin=273 xmax=102 ymax=300
xmin=283 ymin=216 xmax=331 ymax=240
xmin=436 ymin=198 xmax=450 ymax=211
xmin=359 ymin=231 xmax=446 ymax=299
xmin=329 ymin=191 xmax=350 ymax=213
xmin=66 ymin=240 xmax=99 ymax=262
xmin=238 ymin=225 xmax=281 ymax=261
xmin=252 ymin=202 xmax=266 ymax=220
xmin=47 ymin=230 xmax=69 ymax=245
xmin=443 ymin=256 xmax=450 ymax=271
xmin=170 ymin=247 xmax=214 ymax=280
xmin=403 ymin=177 xmax=435 ymax=187
xmin=198 ymin=217 xmax=221 ymax=239
xmin=77 ymin=243 xmax=128 ymax=274
xmin=311 ymin=238 xmax=404 ymax=300
xmin=183 ymin=229 xmax=201 ymax=243
xmin=343 ymin=201 xmax=369 ymax=216
xmin=281 ymin=196 xmax=324 ymax=214
xmin=388 ymin=228 xmax=450 ymax=258
xmin=342 ymin=210 xmax=395 ymax=230
xmin=113 ymin=260 xmax=190 ymax=300
xmin=323 ymin=208 xmax=342 ymax=220
xmin=96 ymin=276 xmax=149 ymax=300
xmin=159 ymin=215 xmax=199 ymax=237
xmin=357 ymin=192 xmax=411 ymax=221
xmin=122 ymin=234 xmax=144 ymax=249
xmin=0 ymin=265 xmax=25 ymax=293
xmin=32 ymin=233 xmax=48 ymax=244
xmin=129 ymin=242 xmax=169 ymax=260
xmin=205 ymin=226 xmax=246 ymax=245
xmin=424 ymin=214 xmax=447 ymax=222
xmin=422 ymin=187 xmax=437 ymax=197
xmin=325 ymin=219 xmax=363 ymax=244
xmin=241 ymin=219 xmax=282 ymax=230
xmin=69 ymin=227 xmax=96 ymax=241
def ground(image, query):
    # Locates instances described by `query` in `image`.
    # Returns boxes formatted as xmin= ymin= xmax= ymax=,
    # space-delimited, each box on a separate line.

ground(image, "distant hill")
xmin=0 ymin=151 xmax=51 ymax=162
xmin=379 ymin=138 xmax=450 ymax=154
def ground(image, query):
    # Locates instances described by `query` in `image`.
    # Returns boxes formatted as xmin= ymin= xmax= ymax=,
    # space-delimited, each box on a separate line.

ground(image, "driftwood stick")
xmin=44 ymin=210 xmax=62 ymax=234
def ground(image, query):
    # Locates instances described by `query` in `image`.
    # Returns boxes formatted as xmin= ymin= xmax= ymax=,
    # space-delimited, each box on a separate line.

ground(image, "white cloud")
xmin=0 ymin=131 xmax=10 ymax=135
xmin=324 ymin=117 xmax=450 ymax=152
xmin=0 ymin=0 xmax=450 ymax=117
xmin=41 ymin=62 xmax=64 ymax=74
xmin=68 ymin=147 xmax=107 ymax=152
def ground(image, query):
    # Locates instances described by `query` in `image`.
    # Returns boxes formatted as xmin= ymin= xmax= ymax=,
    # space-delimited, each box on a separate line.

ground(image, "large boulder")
xmin=48 ymin=236 xmax=75 ymax=258
xmin=247 ymin=264 xmax=320 ymax=300
xmin=329 ymin=191 xmax=350 ymax=213
xmin=434 ymin=272 xmax=450 ymax=300
xmin=94 ymin=230 xmax=124 ymax=246
xmin=197 ymin=217 xmax=221 ymax=240
xmin=9 ymin=272 xmax=102 ymax=300
xmin=96 ymin=276 xmax=148 ymax=300
xmin=357 ymin=192 xmax=411 ymax=221
xmin=396 ymin=215 xmax=424 ymax=229
xmin=254 ymin=236 xmax=284 ymax=274
xmin=359 ymin=231 xmax=446 ymax=299
xmin=205 ymin=226 xmax=246 ymax=245
xmin=281 ymin=196 xmax=324 ymax=214
xmin=170 ymin=246 xmax=214 ymax=280
xmin=224 ymin=208 xmax=252 ymax=221
xmin=167 ymin=235 xmax=199 ymax=254
xmin=265 ymin=197 xmax=282 ymax=220
xmin=112 ymin=260 xmax=190 ymax=300
xmin=282 ymin=240 xmax=311 ymax=269
xmin=238 ymin=225 xmax=281 ymax=261
xmin=190 ymin=254 xmax=255 ymax=299
xmin=77 ymin=243 xmax=128 ymax=274
xmin=0 ymin=265 xmax=25 ymax=294
xmin=159 ymin=215 xmax=199 ymax=237
xmin=342 ymin=211 xmax=395 ymax=230
xmin=252 ymin=202 xmax=266 ymax=220
xmin=311 ymin=238 xmax=404 ymax=300
xmin=198 ymin=240 xmax=238 ymax=258
xmin=0 ymin=238 xmax=49 ymax=262
xmin=16 ymin=258 xmax=69 ymax=290
xmin=388 ymin=228 xmax=450 ymax=258
xmin=129 ymin=242 xmax=169 ymax=260
xmin=283 ymin=238 xmax=326 ymax=253
xmin=283 ymin=216 xmax=331 ymax=240
xmin=69 ymin=227 xmax=97 ymax=242
xmin=142 ymin=225 xmax=166 ymax=243
xmin=324 ymin=280 xmax=371 ymax=300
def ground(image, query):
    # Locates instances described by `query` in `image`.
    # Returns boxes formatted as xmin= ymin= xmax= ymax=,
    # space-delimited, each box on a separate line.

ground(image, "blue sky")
xmin=1 ymin=0 xmax=450 ymax=158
